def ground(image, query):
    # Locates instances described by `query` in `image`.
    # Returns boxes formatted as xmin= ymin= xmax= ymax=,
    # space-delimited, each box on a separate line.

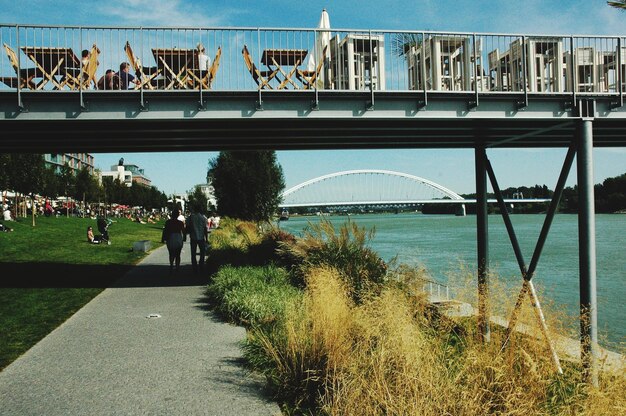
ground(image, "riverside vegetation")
xmin=206 ymin=218 xmax=625 ymax=415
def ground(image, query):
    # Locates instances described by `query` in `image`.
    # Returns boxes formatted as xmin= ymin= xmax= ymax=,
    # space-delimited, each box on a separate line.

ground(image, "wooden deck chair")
xmin=188 ymin=46 xmax=222 ymax=90
xmin=242 ymin=45 xmax=278 ymax=89
xmin=2 ymin=43 xmax=42 ymax=89
xmin=62 ymin=44 xmax=100 ymax=89
xmin=296 ymin=45 xmax=328 ymax=90
xmin=124 ymin=41 xmax=160 ymax=90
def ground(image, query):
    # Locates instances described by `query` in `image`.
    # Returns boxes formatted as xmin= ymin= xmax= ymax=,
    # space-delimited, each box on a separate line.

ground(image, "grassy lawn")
xmin=0 ymin=215 xmax=165 ymax=370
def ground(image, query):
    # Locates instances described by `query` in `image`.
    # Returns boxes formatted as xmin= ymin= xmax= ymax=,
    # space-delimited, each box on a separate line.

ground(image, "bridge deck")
xmin=0 ymin=91 xmax=625 ymax=152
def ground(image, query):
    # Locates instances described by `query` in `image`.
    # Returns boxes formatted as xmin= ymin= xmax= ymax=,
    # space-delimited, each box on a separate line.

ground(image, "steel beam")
xmin=487 ymin=156 xmax=563 ymax=373
xmin=577 ymin=118 xmax=598 ymax=387
xmin=475 ymin=145 xmax=490 ymax=343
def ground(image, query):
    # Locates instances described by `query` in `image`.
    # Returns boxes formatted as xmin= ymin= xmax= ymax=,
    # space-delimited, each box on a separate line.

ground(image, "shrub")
xmin=208 ymin=219 xmax=297 ymax=271
xmin=244 ymin=266 xmax=354 ymax=413
xmin=276 ymin=218 xmax=387 ymax=303
xmin=242 ymin=263 xmax=626 ymax=415
xmin=206 ymin=265 xmax=301 ymax=327
xmin=248 ymin=227 xmax=297 ymax=266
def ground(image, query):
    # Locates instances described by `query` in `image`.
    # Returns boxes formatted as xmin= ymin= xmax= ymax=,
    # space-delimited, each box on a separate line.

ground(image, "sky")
xmin=4 ymin=0 xmax=626 ymax=196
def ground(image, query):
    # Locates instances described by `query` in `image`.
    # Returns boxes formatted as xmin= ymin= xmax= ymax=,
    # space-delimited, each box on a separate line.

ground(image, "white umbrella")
xmin=306 ymin=9 xmax=331 ymax=88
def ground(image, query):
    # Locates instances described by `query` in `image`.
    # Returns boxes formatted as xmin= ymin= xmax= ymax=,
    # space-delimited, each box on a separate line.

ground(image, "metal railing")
xmin=422 ymin=278 xmax=450 ymax=301
xmin=0 ymin=24 xmax=624 ymax=99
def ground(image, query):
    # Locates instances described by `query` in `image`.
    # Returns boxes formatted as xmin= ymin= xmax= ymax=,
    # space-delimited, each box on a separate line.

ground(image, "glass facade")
xmin=44 ymin=153 xmax=95 ymax=175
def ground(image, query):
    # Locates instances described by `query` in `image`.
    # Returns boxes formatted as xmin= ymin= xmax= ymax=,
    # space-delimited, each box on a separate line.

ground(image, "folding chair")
xmin=2 ymin=43 xmax=42 ymax=89
xmin=242 ymin=45 xmax=278 ymax=89
xmin=124 ymin=41 xmax=160 ymax=90
xmin=296 ymin=45 xmax=328 ymax=90
xmin=187 ymin=46 xmax=222 ymax=89
xmin=62 ymin=44 xmax=100 ymax=89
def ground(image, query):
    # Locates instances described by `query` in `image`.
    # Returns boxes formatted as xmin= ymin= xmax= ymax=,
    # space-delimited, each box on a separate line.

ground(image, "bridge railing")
xmin=0 ymin=24 xmax=624 ymax=97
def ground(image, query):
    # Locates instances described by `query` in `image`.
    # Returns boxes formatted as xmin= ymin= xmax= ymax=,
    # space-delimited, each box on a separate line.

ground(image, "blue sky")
xmin=4 ymin=1 xmax=625 ymax=195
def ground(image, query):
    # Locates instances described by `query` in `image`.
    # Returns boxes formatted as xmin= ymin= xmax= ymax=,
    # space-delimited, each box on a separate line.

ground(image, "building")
xmin=44 ymin=153 xmax=95 ymax=174
xmin=99 ymin=158 xmax=151 ymax=187
xmin=198 ymin=182 xmax=217 ymax=209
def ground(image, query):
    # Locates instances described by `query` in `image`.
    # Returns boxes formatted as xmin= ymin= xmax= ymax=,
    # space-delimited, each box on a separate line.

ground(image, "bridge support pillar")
xmin=475 ymin=145 xmax=490 ymax=343
xmin=577 ymin=118 xmax=598 ymax=387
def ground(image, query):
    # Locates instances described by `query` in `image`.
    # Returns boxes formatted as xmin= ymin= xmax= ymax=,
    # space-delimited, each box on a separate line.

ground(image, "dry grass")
xmin=249 ymin=265 xmax=626 ymax=415
xmin=209 ymin=217 xmax=262 ymax=250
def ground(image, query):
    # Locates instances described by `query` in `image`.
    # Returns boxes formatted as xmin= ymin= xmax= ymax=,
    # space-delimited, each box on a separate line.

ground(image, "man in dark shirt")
xmin=117 ymin=62 xmax=139 ymax=89
xmin=97 ymin=69 xmax=120 ymax=90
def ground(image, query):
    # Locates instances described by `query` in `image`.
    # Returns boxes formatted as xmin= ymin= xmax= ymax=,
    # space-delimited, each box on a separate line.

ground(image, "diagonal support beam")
xmin=498 ymin=142 xmax=576 ymax=347
xmin=486 ymin=155 xmax=564 ymax=373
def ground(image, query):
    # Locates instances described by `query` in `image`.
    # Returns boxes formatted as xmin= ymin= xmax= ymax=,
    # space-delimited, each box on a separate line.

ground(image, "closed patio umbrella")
xmin=306 ymin=8 xmax=331 ymax=89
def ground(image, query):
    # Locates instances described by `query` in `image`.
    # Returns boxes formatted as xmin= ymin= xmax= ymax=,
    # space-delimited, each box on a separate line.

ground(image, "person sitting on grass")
xmin=0 ymin=221 xmax=13 ymax=232
xmin=87 ymin=226 xmax=100 ymax=244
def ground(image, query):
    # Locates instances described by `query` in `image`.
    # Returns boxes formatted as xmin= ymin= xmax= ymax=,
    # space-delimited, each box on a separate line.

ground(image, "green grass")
xmin=0 ymin=215 xmax=165 ymax=370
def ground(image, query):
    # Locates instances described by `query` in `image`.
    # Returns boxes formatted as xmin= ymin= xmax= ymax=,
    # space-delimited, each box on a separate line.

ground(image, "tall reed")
xmin=246 ymin=265 xmax=625 ymax=415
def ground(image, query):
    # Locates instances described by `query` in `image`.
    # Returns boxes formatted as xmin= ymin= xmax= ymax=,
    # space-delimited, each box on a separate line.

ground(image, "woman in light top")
xmin=196 ymin=43 xmax=211 ymax=77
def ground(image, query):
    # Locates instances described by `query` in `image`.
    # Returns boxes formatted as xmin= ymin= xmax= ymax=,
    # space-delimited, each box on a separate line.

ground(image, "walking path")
xmin=0 ymin=243 xmax=282 ymax=416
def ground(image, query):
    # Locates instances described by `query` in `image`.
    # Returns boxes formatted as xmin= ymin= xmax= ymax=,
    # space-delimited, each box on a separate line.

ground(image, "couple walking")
xmin=162 ymin=203 xmax=210 ymax=274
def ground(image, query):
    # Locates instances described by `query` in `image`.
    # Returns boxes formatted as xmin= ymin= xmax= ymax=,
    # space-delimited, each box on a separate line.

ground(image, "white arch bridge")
xmin=279 ymin=169 xmax=549 ymax=210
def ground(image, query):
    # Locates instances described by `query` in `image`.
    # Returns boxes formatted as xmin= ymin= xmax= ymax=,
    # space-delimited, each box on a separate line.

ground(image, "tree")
xmin=187 ymin=185 xmax=209 ymax=216
xmin=208 ymin=151 xmax=285 ymax=221
xmin=0 ymin=153 xmax=9 ymax=192
xmin=41 ymin=164 xmax=60 ymax=199
xmin=74 ymin=166 xmax=101 ymax=204
xmin=608 ymin=1 xmax=626 ymax=10
xmin=10 ymin=154 xmax=45 ymax=224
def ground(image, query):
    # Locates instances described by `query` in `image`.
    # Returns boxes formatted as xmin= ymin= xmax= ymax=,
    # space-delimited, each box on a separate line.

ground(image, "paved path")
xmin=0 ymin=243 xmax=282 ymax=416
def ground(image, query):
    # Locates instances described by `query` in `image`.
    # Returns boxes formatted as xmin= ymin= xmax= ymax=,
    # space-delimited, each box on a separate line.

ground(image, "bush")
xmin=206 ymin=265 xmax=301 ymax=327
xmin=243 ymin=266 xmax=354 ymax=413
xmin=248 ymin=227 xmax=297 ymax=266
xmin=243 ymin=264 xmax=626 ymax=416
xmin=208 ymin=218 xmax=297 ymax=272
xmin=276 ymin=218 xmax=387 ymax=303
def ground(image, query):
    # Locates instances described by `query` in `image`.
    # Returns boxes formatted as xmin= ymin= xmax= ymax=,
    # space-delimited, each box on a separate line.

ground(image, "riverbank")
xmin=206 ymin=218 xmax=626 ymax=415
xmin=279 ymin=213 xmax=626 ymax=350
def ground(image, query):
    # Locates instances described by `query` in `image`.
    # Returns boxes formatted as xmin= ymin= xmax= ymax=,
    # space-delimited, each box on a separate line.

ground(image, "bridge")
xmin=279 ymin=169 xmax=550 ymax=210
xmin=1 ymin=23 xmax=623 ymax=383
xmin=0 ymin=25 xmax=624 ymax=151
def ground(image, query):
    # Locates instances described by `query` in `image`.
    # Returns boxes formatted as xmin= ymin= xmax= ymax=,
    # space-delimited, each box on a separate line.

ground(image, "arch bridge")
xmin=280 ymin=169 xmax=463 ymax=208
xmin=279 ymin=169 xmax=550 ymax=210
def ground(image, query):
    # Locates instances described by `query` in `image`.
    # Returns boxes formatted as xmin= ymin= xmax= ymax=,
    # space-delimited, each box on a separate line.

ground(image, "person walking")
xmin=186 ymin=202 xmax=208 ymax=274
xmin=162 ymin=209 xmax=185 ymax=274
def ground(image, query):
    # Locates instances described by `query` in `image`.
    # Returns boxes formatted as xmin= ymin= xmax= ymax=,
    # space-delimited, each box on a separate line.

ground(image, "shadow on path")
xmin=0 ymin=262 xmax=209 ymax=288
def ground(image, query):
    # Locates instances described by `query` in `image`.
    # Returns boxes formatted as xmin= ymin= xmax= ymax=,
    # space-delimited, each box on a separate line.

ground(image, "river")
xmin=279 ymin=213 xmax=625 ymax=350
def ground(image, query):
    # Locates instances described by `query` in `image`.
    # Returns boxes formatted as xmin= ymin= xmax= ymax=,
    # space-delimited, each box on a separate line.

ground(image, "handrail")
xmin=0 ymin=24 xmax=623 ymax=100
